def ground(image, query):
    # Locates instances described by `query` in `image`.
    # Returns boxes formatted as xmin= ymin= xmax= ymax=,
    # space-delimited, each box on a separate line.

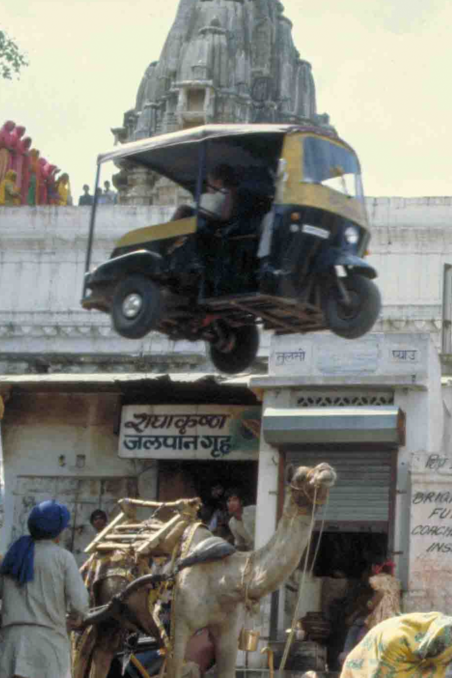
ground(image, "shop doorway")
xmin=157 ymin=459 xmax=257 ymax=535
xmin=283 ymin=447 xmax=397 ymax=671
xmin=158 ymin=459 xmax=257 ymax=504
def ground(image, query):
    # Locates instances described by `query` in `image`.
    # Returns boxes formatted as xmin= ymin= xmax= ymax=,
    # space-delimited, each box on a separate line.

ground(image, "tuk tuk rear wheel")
xmin=324 ymin=274 xmax=381 ymax=339
xmin=112 ymin=274 xmax=163 ymax=339
xmin=209 ymin=324 xmax=259 ymax=374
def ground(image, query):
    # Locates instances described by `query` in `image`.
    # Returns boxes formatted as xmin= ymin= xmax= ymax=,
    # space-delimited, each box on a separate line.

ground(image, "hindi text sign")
xmin=119 ymin=405 xmax=261 ymax=460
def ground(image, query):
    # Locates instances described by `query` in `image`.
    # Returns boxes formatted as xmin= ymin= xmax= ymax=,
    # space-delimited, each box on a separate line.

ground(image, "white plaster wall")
xmin=392 ymin=341 xmax=444 ymax=595
xmin=366 ymin=197 xmax=452 ymax=335
xmin=0 ymin=392 xmax=158 ymax=553
xmin=1 ymin=198 xmax=452 ymax=367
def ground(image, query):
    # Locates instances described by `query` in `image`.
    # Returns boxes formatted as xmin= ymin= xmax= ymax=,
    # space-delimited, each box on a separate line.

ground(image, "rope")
xmin=279 ymin=486 xmax=330 ymax=671
xmin=241 ymin=554 xmax=254 ymax=613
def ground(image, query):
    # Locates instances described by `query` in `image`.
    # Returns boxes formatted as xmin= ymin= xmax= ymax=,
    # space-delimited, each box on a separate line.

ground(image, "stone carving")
xmin=115 ymin=0 xmax=332 ymax=204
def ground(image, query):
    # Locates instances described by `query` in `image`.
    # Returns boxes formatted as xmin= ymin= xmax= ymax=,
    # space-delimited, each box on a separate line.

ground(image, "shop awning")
xmin=263 ymin=406 xmax=405 ymax=445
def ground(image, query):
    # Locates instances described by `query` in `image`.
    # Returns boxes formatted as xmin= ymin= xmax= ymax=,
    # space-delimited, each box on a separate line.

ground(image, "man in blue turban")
xmin=0 ymin=500 xmax=89 ymax=678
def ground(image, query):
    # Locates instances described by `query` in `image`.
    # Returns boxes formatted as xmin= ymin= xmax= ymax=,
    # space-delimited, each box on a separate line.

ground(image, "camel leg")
xmin=72 ymin=627 xmax=98 ymax=678
xmin=166 ymin=620 xmax=191 ymax=678
xmin=210 ymin=620 xmax=239 ymax=678
xmin=89 ymin=643 xmax=116 ymax=678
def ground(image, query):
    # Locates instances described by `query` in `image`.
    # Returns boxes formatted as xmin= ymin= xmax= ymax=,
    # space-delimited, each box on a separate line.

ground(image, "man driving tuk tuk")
xmin=82 ymin=124 xmax=381 ymax=374
xmin=171 ymin=163 xmax=239 ymax=223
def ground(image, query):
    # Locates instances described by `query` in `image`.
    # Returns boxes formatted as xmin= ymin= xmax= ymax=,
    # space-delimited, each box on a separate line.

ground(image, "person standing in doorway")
xmin=90 ymin=509 xmax=108 ymax=534
xmin=207 ymin=483 xmax=230 ymax=539
xmin=0 ymin=500 xmax=89 ymax=678
xmin=226 ymin=488 xmax=256 ymax=551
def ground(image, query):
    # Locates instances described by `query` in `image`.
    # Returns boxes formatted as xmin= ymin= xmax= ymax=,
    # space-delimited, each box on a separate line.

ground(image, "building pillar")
xmin=0 ymin=396 xmax=5 ymax=532
xmin=244 ymin=387 xmax=291 ymax=666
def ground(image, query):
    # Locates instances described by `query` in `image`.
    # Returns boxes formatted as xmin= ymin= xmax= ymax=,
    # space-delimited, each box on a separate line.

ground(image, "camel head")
xmin=287 ymin=462 xmax=337 ymax=513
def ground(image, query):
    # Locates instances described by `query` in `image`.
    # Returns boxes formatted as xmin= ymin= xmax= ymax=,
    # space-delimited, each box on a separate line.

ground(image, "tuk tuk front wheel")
xmin=112 ymin=274 xmax=163 ymax=339
xmin=209 ymin=324 xmax=259 ymax=374
xmin=324 ymin=274 xmax=381 ymax=340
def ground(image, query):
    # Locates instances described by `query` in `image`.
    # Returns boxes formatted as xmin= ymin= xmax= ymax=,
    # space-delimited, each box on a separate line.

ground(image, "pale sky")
xmin=1 ymin=0 xmax=451 ymax=201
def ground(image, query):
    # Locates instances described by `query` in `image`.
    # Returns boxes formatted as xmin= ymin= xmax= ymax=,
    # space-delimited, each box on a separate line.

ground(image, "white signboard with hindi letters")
xmin=269 ymin=332 xmax=430 ymax=383
xmin=118 ymin=405 xmax=261 ymax=460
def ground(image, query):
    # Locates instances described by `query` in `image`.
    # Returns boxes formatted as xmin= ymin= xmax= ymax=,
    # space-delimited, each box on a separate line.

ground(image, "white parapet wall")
xmin=1 ymin=198 xmax=452 ymax=371
xmin=0 ymin=205 xmax=211 ymax=370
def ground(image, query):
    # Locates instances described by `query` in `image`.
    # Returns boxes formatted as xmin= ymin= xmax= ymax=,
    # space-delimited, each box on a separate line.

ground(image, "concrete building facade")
xmin=1 ymin=198 xmax=452 ymax=376
xmin=2 ymin=192 xmax=452 ymax=671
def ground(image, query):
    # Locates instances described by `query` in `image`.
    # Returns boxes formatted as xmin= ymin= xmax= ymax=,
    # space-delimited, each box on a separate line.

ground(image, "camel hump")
xmin=177 ymin=537 xmax=236 ymax=572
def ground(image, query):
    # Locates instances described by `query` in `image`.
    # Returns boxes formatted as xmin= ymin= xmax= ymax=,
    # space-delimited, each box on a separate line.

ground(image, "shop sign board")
xmin=269 ymin=332 xmax=429 ymax=382
xmin=409 ymin=452 xmax=452 ymax=611
xmin=118 ymin=405 xmax=261 ymax=460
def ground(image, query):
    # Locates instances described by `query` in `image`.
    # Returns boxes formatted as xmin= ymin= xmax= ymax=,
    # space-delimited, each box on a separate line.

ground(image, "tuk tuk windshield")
xmin=302 ymin=136 xmax=363 ymax=199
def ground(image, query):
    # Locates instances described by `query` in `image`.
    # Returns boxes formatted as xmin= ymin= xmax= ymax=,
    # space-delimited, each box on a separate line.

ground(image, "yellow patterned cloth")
xmin=341 ymin=612 xmax=452 ymax=678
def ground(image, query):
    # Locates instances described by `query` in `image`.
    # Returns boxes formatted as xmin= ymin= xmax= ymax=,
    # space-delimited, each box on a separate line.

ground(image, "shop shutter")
xmin=285 ymin=449 xmax=393 ymax=523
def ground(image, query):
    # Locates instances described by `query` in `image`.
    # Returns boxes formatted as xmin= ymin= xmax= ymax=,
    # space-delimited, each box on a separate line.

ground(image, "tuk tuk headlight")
xmin=344 ymin=226 xmax=360 ymax=245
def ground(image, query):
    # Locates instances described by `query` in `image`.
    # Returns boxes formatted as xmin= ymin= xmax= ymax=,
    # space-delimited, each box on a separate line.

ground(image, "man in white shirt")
xmin=171 ymin=164 xmax=238 ymax=222
xmin=226 ymin=488 xmax=256 ymax=551
xmin=0 ymin=500 xmax=89 ymax=678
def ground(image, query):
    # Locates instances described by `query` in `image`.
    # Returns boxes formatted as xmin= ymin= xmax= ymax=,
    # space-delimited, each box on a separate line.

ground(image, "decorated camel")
xmin=74 ymin=462 xmax=337 ymax=678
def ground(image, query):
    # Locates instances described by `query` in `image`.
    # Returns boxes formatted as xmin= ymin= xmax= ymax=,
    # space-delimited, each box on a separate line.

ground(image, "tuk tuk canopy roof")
xmin=99 ymin=123 xmax=353 ymax=195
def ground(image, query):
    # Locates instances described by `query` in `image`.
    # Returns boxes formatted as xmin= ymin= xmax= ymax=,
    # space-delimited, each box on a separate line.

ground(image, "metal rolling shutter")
xmin=285 ymin=449 xmax=393 ymax=522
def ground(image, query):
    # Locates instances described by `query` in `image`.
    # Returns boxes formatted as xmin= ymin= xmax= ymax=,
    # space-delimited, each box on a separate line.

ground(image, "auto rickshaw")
xmin=82 ymin=124 xmax=381 ymax=374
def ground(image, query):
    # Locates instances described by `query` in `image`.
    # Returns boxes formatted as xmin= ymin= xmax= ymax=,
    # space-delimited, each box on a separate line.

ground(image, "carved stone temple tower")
xmin=112 ymin=0 xmax=332 ymax=205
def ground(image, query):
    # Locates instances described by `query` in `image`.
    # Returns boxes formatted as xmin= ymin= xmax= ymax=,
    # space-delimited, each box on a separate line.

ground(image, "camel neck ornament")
xmin=77 ymin=462 xmax=336 ymax=678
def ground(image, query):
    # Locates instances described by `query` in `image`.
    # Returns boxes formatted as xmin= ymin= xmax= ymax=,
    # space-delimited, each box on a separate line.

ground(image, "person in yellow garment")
xmin=56 ymin=172 xmax=72 ymax=206
xmin=0 ymin=169 xmax=21 ymax=206
xmin=340 ymin=612 xmax=452 ymax=678
xmin=0 ymin=500 xmax=89 ymax=678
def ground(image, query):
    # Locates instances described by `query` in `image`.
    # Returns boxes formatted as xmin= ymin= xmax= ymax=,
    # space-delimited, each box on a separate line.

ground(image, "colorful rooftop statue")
xmin=0 ymin=170 xmax=21 ymax=206
xmin=0 ymin=120 xmax=70 ymax=206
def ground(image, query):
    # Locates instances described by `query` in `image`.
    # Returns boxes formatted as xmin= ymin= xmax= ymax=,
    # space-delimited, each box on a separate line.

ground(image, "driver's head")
xmin=207 ymin=164 xmax=238 ymax=191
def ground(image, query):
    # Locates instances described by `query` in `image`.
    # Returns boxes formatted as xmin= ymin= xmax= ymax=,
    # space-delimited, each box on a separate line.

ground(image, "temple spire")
xmin=114 ymin=0 xmax=332 ymax=204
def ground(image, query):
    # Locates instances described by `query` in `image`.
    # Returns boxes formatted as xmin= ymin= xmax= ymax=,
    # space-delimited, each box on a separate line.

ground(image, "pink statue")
xmin=0 ymin=121 xmax=16 ymax=185
xmin=10 ymin=125 xmax=25 ymax=150
xmin=0 ymin=121 xmax=16 ymax=149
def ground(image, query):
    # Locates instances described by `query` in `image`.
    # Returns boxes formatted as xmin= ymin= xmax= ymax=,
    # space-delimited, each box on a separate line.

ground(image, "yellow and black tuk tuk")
xmin=82 ymin=124 xmax=381 ymax=374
